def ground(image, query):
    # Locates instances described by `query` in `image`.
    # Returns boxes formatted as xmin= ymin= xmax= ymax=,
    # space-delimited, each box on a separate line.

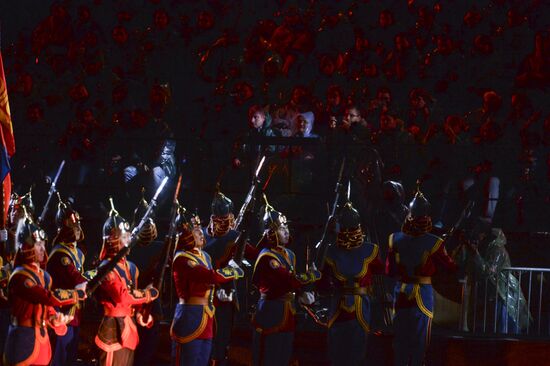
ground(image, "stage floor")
xmin=74 ymin=321 xmax=550 ymax=365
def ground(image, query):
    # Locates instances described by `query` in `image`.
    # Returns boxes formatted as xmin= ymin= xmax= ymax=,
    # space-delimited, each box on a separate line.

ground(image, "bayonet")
xmin=38 ymin=160 xmax=66 ymax=224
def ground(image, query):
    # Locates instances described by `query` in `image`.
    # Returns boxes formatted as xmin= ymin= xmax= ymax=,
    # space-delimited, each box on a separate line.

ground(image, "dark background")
xmin=0 ymin=0 xmax=549 ymax=253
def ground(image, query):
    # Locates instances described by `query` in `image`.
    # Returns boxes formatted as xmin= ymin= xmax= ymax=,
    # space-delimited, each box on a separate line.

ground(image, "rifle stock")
xmin=140 ymin=175 xmax=183 ymax=320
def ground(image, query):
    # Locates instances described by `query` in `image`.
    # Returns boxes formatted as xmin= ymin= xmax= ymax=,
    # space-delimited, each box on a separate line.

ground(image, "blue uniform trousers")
xmin=135 ymin=320 xmax=161 ymax=366
xmin=210 ymin=303 xmax=233 ymax=364
xmin=252 ymin=330 xmax=293 ymax=366
xmin=392 ymin=307 xmax=432 ymax=366
xmin=172 ymin=339 xmax=212 ymax=366
xmin=51 ymin=325 xmax=80 ymax=366
xmin=0 ymin=308 xmax=10 ymax=365
xmin=329 ymin=320 xmax=367 ymax=366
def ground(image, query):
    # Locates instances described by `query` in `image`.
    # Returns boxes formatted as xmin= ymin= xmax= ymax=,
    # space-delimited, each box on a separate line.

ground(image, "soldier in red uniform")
xmin=3 ymin=212 xmax=86 ymax=366
xmin=46 ymin=196 xmax=88 ymax=366
xmin=0 ymin=192 xmax=34 ymax=363
xmin=204 ymin=191 xmax=259 ymax=366
xmin=251 ymin=199 xmax=321 ymax=366
xmin=94 ymin=203 xmax=159 ymax=366
xmin=386 ymin=186 xmax=457 ymax=366
xmin=131 ymin=193 xmax=161 ymax=366
xmin=170 ymin=210 xmax=244 ymax=366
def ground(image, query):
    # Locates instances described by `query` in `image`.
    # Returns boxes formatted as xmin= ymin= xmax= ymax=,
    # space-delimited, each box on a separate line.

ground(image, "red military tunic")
xmin=202 ymin=227 xmax=258 ymax=363
xmin=6 ymin=263 xmax=82 ymax=366
xmin=251 ymin=245 xmax=320 ymax=366
xmin=203 ymin=229 xmax=259 ymax=306
xmin=46 ymin=243 xmax=87 ymax=326
xmin=171 ymin=248 xmax=240 ymax=343
xmin=94 ymin=259 xmax=157 ymax=360
xmin=252 ymin=246 xmax=318 ymax=333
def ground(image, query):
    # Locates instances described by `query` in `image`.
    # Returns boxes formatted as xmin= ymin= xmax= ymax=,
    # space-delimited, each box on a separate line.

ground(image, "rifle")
xmin=140 ymin=174 xmax=182 ymax=320
xmin=229 ymin=156 xmax=266 ymax=312
xmin=86 ymin=177 xmax=169 ymax=296
xmin=314 ymin=158 xmax=345 ymax=270
xmin=448 ymin=200 xmax=476 ymax=258
xmin=38 ymin=160 xmax=66 ymax=224
xmin=368 ymin=200 xmax=394 ymax=328
xmin=233 ymin=155 xmax=266 ymax=265
xmin=301 ymin=238 xmax=329 ymax=327
xmin=445 ymin=200 xmax=475 ymax=240
xmin=433 ymin=200 xmax=476 ymax=303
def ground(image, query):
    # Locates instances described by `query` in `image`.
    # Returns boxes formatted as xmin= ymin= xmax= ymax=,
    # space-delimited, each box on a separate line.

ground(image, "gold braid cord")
xmin=208 ymin=215 xmax=234 ymax=237
xmin=401 ymin=216 xmax=433 ymax=236
xmin=336 ymin=227 xmax=364 ymax=249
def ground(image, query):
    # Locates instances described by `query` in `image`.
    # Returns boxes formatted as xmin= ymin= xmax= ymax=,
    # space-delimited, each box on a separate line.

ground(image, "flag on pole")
xmin=0 ymin=51 xmax=14 ymax=227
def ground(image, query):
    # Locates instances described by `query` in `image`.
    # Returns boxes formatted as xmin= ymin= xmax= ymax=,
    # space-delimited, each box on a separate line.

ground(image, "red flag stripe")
xmin=0 ymin=52 xmax=15 ymax=157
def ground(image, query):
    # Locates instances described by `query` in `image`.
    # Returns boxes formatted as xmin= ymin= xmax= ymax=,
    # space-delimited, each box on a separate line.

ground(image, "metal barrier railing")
xmin=460 ymin=266 xmax=550 ymax=337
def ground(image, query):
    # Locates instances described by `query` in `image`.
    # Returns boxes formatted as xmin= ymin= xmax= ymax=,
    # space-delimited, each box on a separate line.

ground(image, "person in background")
xmin=233 ymin=105 xmax=280 ymax=169
xmin=454 ymin=217 xmax=531 ymax=334
xmin=151 ymin=139 xmax=177 ymax=192
xmin=292 ymin=112 xmax=318 ymax=139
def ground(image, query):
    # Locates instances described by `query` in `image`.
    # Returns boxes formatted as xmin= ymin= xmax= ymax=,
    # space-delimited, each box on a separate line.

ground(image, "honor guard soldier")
xmin=386 ymin=185 xmax=456 ymax=366
xmin=251 ymin=198 xmax=321 ymax=366
xmin=0 ymin=191 xmax=34 ymax=361
xmin=322 ymin=200 xmax=384 ymax=366
xmin=94 ymin=202 xmax=159 ymax=366
xmin=3 ymin=211 xmax=86 ymax=366
xmin=131 ymin=193 xmax=161 ymax=366
xmin=46 ymin=195 xmax=88 ymax=366
xmin=204 ymin=190 xmax=259 ymax=366
xmin=5 ymin=191 xmax=35 ymax=264
xmin=170 ymin=211 xmax=244 ymax=366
